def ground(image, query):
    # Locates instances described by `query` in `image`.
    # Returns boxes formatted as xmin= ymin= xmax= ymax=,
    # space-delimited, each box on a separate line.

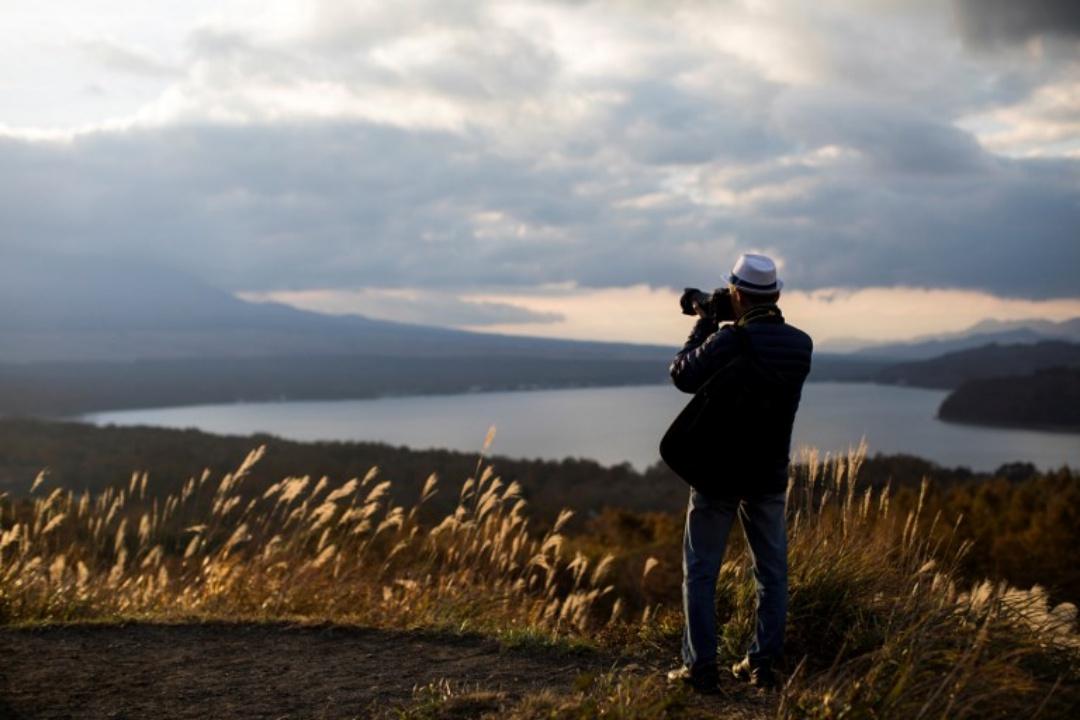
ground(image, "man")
xmin=666 ymin=253 xmax=813 ymax=692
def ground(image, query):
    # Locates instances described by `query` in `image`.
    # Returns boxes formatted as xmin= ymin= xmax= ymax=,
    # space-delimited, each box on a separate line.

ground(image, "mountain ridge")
xmin=0 ymin=253 xmax=672 ymax=364
xmin=875 ymin=339 xmax=1080 ymax=389
xmin=849 ymin=318 xmax=1080 ymax=360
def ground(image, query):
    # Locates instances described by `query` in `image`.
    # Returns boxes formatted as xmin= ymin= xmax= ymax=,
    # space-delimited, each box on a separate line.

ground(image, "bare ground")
xmin=0 ymin=622 xmax=774 ymax=719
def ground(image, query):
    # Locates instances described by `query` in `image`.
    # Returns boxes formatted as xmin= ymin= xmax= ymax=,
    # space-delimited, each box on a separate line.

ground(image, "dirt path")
xmin=0 ymin=622 xmax=774 ymax=719
xmin=0 ymin=622 xmax=602 ymax=719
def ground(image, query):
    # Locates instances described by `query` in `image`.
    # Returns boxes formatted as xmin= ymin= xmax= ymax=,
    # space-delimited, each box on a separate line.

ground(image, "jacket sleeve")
xmin=669 ymin=319 xmax=740 ymax=394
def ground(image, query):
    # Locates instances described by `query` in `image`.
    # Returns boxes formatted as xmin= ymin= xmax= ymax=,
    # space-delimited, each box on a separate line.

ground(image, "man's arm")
xmin=669 ymin=318 xmax=740 ymax=393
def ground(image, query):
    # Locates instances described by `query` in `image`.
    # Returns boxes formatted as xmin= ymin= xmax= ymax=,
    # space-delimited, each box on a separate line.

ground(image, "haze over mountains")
xmin=3 ymin=254 xmax=1078 ymax=422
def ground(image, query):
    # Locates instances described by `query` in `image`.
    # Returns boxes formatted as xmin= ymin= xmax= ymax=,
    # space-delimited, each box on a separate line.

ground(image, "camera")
xmin=679 ymin=287 xmax=734 ymax=322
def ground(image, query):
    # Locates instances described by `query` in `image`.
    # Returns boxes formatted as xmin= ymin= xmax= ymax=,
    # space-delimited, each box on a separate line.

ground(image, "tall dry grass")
xmin=0 ymin=441 xmax=621 ymax=636
xmin=1 ymin=441 xmax=1077 ymax=718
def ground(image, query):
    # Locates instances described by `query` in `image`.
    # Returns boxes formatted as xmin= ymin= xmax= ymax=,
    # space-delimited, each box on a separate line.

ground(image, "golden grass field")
xmin=1 ymin=439 xmax=1078 ymax=718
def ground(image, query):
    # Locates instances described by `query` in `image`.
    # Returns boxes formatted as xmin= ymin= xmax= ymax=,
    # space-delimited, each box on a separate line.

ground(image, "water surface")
xmin=85 ymin=383 xmax=1080 ymax=472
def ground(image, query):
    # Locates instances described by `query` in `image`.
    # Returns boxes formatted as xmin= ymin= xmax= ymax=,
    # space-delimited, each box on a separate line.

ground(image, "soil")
xmin=0 ymin=622 xmax=774 ymax=719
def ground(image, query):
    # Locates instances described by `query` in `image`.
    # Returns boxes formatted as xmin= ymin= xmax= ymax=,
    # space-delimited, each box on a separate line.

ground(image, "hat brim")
xmin=729 ymin=275 xmax=783 ymax=294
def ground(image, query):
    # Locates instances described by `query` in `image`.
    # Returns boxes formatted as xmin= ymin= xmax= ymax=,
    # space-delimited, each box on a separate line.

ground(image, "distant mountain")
xmin=0 ymin=253 xmax=692 ymax=415
xmin=965 ymin=317 xmax=1080 ymax=338
xmin=0 ymin=253 xmax=671 ymax=364
xmin=850 ymin=318 xmax=1080 ymax=361
xmin=875 ymin=340 xmax=1080 ymax=389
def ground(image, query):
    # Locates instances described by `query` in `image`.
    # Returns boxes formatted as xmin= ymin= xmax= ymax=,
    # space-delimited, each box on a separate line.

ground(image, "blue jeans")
xmin=681 ymin=488 xmax=788 ymax=673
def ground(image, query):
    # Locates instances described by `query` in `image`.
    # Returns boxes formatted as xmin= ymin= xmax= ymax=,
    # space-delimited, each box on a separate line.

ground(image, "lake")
xmin=83 ymin=382 xmax=1080 ymax=472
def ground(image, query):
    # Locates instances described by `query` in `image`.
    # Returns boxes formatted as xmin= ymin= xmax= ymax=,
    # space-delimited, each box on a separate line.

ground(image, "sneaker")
xmin=666 ymin=665 xmax=720 ymax=694
xmin=731 ymin=657 xmax=776 ymax=688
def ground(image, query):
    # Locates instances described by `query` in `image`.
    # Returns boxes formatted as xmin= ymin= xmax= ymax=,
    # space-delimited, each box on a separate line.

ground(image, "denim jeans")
xmin=681 ymin=488 xmax=788 ymax=674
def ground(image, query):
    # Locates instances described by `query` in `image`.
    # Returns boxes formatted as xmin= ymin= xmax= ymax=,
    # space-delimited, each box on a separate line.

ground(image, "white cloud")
xmin=456 ymin=284 xmax=1080 ymax=348
xmin=958 ymin=78 xmax=1080 ymax=157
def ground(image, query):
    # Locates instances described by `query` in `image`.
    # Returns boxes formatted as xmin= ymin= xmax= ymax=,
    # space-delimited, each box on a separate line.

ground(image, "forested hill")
xmin=875 ymin=340 xmax=1080 ymax=389
xmin=939 ymin=367 xmax=1080 ymax=432
xmin=870 ymin=341 xmax=1080 ymax=433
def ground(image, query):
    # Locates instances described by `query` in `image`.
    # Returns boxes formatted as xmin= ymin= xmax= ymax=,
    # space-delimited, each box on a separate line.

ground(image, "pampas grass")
xmin=0 ymin=445 xmax=615 ymax=636
xmin=1 ymin=440 xmax=1077 ymax=718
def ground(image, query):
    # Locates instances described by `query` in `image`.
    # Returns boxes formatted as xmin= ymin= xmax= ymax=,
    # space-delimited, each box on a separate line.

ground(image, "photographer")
xmin=665 ymin=253 xmax=813 ymax=692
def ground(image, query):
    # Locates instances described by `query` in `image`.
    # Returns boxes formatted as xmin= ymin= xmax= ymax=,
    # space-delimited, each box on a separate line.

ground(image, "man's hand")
xmin=680 ymin=287 xmax=712 ymax=317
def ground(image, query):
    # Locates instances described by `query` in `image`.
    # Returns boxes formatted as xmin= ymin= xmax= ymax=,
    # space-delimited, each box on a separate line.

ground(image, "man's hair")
xmin=733 ymin=288 xmax=780 ymax=307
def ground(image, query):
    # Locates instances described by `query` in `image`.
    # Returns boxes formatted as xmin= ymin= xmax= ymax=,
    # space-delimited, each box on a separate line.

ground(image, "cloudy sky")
xmin=3 ymin=0 xmax=1079 ymax=348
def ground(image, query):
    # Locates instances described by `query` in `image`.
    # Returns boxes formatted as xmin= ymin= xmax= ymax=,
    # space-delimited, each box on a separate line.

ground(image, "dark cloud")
xmin=742 ymin=157 xmax=1080 ymax=298
xmin=611 ymin=80 xmax=786 ymax=165
xmin=954 ymin=0 xmax=1080 ymax=47
xmin=0 ymin=124 xmax=592 ymax=292
xmin=774 ymin=91 xmax=988 ymax=175
xmin=1 ymin=111 xmax=1077 ymax=300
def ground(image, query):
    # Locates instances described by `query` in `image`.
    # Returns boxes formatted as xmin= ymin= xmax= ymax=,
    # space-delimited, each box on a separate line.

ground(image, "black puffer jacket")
xmin=669 ymin=304 xmax=813 ymax=492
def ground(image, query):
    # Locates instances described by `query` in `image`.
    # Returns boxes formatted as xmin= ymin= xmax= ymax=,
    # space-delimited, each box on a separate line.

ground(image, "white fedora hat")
xmin=729 ymin=253 xmax=783 ymax=294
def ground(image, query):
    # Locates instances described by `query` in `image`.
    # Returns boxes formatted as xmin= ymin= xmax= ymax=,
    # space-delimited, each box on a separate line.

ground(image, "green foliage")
xmin=507 ymin=671 xmax=692 ymax=720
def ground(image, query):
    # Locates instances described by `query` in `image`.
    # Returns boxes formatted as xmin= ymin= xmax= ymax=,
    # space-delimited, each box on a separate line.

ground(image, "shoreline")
xmin=64 ymin=377 xmax=885 ymax=421
xmin=936 ymin=414 xmax=1080 ymax=436
xmin=69 ymin=383 xmax=1077 ymax=474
